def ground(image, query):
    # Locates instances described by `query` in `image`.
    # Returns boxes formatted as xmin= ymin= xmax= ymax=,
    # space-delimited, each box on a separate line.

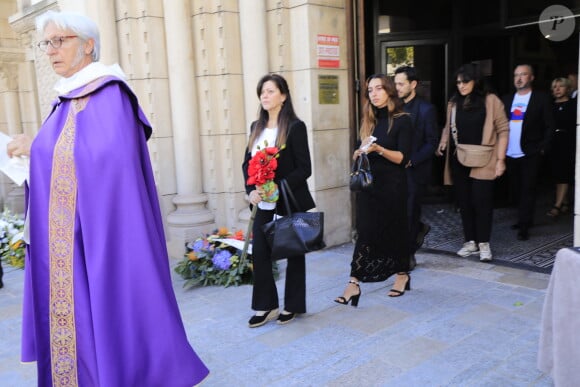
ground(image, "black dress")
xmin=549 ymin=99 xmax=576 ymax=184
xmin=351 ymin=108 xmax=413 ymax=282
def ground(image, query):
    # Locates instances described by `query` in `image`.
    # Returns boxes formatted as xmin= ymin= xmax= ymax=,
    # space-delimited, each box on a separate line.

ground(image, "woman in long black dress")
xmin=546 ymin=77 xmax=577 ymax=217
xmin=335 ymin=74 xmax=413 ymax=305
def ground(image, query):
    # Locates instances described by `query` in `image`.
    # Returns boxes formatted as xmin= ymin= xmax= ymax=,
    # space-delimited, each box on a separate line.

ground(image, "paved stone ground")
xmin=0 ymin=244 xmax=554 ymax=386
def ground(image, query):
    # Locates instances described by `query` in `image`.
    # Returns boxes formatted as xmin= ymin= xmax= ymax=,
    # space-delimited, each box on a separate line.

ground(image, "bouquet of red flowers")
xmin=240 ymin=141 xmax=285 ymax=265
xmin=246 ymin=141 xmax=284 ymax=203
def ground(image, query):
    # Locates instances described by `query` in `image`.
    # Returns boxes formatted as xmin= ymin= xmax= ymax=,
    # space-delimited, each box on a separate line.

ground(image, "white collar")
xmin=54 ymin=62 xmax=128 ymax=96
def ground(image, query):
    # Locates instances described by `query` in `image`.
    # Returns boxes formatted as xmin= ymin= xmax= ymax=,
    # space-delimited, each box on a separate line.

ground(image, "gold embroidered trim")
xmin=49 ymin=97 xmax=88 ymax=387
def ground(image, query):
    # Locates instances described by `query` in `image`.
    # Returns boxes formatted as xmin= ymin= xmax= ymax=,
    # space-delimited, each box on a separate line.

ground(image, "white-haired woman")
xmin=8 ymin=11 xmax=209 ymax=386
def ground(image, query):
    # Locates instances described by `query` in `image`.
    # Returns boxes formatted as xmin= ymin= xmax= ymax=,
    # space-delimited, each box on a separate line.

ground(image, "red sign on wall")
xmin=317 ymin=34 xmax=340 ymax=68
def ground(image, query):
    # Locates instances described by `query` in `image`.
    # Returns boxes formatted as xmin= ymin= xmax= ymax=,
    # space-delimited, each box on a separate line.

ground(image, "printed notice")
xmin=319 ymin=75 xmax=339 ymax=104
xmin=317 ymin=34 xmax=340 ymax=68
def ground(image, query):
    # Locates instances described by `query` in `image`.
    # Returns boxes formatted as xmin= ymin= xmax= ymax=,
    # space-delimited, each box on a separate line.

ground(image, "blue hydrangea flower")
xmin=212 ymin=249 xmax=232 ymax=270
xmin=192 ymin=239 xmax=205 ymax=253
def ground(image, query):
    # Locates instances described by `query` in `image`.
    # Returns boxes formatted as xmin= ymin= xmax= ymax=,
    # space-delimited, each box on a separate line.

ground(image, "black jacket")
xmin=243 ymin=119 xmax=315 ymax=216
xmin=404 ymin=97 xmax=438 ymax=184
xmin=502 ymin=90 xmax=555 ymax=156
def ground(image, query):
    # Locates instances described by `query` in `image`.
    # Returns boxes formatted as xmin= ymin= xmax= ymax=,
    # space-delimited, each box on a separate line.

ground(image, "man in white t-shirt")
xmin=502 ymin=64 xmax=555 ymax=241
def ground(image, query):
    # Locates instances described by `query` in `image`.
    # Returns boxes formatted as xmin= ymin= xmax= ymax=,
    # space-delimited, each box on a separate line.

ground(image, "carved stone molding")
xmin=0 ymin=63 xmax=19 ymax=90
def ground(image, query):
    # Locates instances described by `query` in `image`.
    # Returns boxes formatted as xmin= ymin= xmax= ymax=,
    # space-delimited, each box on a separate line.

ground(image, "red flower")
xmin=246 ymin=145 xmax=282 ymax=185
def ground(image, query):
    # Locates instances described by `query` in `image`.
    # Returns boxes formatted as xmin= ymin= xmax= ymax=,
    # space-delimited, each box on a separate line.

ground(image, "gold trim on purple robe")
xmin=49 ymin=97 xmax=88 ymax=387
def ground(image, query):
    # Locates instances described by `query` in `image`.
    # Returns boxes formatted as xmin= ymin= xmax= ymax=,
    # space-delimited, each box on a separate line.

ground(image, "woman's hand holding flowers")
xmin=249 ymin=189 xmax=262 ymax=205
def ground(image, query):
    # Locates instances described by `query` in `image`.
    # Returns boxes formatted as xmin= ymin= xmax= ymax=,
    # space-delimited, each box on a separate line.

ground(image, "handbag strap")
xmin=450 ymin=105 xmax=459 ymax=147
xmin=351 ymin=152 xmax=370 ymax=173
xmin=279 ymin=179 xmax=301 ymax=216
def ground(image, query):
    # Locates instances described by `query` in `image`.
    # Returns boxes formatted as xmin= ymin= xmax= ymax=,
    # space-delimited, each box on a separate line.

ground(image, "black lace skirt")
xmin=350 ymin=163 xmax=410 ymax=282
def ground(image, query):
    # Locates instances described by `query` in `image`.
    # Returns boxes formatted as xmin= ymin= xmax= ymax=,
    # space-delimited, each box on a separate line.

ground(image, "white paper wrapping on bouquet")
xmin=215 ymin=238 xmax=252 ymax=255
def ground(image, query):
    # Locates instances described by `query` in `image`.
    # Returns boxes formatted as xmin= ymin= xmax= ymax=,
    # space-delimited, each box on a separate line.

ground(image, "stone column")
xmin=162 ymin=0 xmax=214 ymax=256
xmin=86 ymin=0 xmax=119 ymax=65
xmin=239 ymin=0 xmax=268 ymax=130
xmin=237 ymin=0 xmax=269 ymax=224
xmin=0 ymin=69 xmax=23 ymax=136
xmin=0 ymin=67 xmax=25 ymax=213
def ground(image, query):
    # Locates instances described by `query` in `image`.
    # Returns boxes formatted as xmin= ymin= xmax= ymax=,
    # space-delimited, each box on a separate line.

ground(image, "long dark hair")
xmin=360 ymin=74 xmax=405 ymax=139
xmin=451 ymin=63 xmax=486 ymax=110
xmin=248 ymin=73 xmax=298 ymax=149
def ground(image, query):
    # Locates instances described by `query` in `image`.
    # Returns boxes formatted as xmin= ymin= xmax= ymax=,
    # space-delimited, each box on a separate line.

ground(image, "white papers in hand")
xmin=0 ymin=132 xmax=29 ymax=186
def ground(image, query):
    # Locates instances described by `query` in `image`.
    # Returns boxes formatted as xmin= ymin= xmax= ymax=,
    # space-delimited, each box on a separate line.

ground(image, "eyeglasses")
xmin=36 ymin=36 xmax=78 ymax=51
xmin=456 ymin=80 xmax=471 ymax=85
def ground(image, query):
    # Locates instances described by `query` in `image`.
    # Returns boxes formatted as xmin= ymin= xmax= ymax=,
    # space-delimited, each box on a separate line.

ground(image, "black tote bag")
xmin=262 ymin=180 xmax=325 ymax=260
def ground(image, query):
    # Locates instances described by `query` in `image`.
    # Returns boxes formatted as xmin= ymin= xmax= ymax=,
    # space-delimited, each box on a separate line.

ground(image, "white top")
xmin=506 ymin=91 xmax=531 ymax=158
xmin=251 ymin=127 xmax=278 ymax=210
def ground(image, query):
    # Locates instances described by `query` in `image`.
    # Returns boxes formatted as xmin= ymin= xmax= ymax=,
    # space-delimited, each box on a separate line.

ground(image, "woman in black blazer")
xmin=242 ymin=74 xmax=315 ymax=327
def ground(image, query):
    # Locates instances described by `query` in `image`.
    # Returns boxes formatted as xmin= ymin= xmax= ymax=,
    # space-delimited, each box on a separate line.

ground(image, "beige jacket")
xmin=438 ymin=93 xmax=509 ymax=184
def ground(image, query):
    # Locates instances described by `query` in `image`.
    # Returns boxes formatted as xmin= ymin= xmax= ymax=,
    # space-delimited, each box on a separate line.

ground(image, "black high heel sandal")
xmin=334 ymin=280 xmax=361 ymax=307
xmin=388 ymin=273 xmax=411 ymax=297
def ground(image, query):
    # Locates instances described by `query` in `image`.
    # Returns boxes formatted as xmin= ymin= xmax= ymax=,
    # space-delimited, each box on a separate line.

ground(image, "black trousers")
xmin=506 ymin=154 xmax=540 ymax=228
xmin=407 ymin=171 xmax=427 ymax=254
xmin=251 ymin=207 xmax=306 ymax=313
xmin=451 ymin=158 xmax=495 ymax=243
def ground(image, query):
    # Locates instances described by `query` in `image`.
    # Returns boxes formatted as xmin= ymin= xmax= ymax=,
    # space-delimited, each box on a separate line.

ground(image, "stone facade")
xmin=0 ymin=0 xmax=352 ymax=256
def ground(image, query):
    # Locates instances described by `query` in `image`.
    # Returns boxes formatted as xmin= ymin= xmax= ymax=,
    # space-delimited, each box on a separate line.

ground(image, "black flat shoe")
xmin=248 ymin=308 xmax=279 ymax=328
xmin=388 ymin=273 xmax=411 ymax=297
xmin=517 ymin=228 xmax=529 ymax=241
xmin=334 ymin=280 xmax=361 ymax=307
xmin=277 ymin=312 xmax=296 ymax=325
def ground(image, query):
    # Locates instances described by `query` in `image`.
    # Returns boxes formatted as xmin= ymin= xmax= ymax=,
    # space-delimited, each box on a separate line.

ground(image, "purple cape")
xmin=21 ymin=76 xmax=209 ymax=386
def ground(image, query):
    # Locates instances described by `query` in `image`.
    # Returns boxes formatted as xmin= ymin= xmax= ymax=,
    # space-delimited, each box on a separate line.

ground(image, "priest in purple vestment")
xmin=7 ymin=10 xmax=209 ymax=387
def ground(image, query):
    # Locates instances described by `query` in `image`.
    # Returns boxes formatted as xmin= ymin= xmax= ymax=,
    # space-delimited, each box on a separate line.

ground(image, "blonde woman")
xmin=546 ymin=77 xmax=576 ymax=217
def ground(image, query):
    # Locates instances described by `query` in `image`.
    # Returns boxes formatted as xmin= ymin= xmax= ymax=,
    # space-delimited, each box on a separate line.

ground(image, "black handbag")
xmin=349 ymin=153 xmax=373 ymax=192
xmin=262 ymin=180 xmax=325 ymax=260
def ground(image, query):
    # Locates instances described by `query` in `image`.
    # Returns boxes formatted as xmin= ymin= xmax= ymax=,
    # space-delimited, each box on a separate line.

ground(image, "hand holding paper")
xmin=0 ymin=132 xmax=30 ymax=186
xmin=360 ymin=135 xmax=377 ymax=152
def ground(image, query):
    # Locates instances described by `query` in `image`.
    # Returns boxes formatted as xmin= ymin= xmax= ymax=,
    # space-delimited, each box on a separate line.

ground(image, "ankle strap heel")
xmin=334 ymin=280 xmax=362 ymax=307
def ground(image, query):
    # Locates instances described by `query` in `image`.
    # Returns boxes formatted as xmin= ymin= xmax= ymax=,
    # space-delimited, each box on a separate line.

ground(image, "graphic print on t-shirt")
xmin=510 ymin=103 xmax=526 ymax=121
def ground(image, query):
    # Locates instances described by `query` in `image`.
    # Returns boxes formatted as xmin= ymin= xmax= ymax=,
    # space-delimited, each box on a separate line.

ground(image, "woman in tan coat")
xmin=436 ymin=64 xmax=509 ymax=261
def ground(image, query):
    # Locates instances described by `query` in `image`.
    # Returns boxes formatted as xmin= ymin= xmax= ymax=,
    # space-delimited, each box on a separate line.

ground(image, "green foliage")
xmin=174 ymin=228 xmax=279 ymax=288
xmin=0 ymin=209 xmax=25 ymax=269
xmin=386 ymin=46 xmax=414 ymax=69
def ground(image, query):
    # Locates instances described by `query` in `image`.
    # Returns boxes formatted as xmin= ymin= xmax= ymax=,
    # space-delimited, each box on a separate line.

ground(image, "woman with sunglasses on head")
xmin=436 ymin=63 xmax=509 ymax=262
xmin=335 ymin=74 xmax=413 ymax=306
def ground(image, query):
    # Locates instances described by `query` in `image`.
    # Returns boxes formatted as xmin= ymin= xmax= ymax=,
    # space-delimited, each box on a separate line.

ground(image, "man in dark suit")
xmin=502 ymin=64 xmax=555 ymax=240
xmin=394 ymin=66 xmax=438 ymax=269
